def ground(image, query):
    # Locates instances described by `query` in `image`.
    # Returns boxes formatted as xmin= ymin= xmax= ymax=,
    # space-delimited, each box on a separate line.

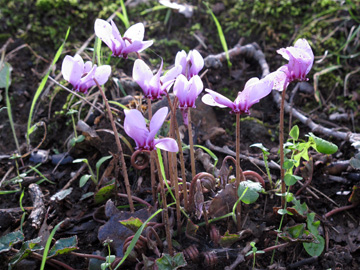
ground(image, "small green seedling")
xmin=246 ymin=241 xmax=265 ymax=270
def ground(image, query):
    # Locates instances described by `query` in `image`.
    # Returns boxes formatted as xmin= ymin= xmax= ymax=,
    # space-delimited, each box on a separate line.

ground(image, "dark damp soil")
xmin=0 ymin=1 xmax=360 ymax=269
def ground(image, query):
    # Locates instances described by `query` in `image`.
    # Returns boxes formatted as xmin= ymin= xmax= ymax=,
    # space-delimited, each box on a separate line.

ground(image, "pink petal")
xmin=188 ymin=50 xmax=204 ymax=77
xmin=203 ymin=88 xmax=234 ymax=109
xmin=133 ymin=59 xmax=153 ymax=94
xmin=173 ymin=74 xmax=189 ymax=105
xmin=265 ymin=67 xmax=289 ymax=91
xmin=94 ymin=65 xmax=111 ymax=85
xmin=122 ymin=40 xmax=153 ymax=55
xmin=175 ymin=50 xmax=187 ymax=75
xmin=124 ymin=109 xmax=148 ymax=147
xmin=124 ymin=23 xmax=145 ymax=41
xmin=149 ymin=107 xmax=168 ymax=137
xmin=201 ymin=94 xmax=228 ymax=108
xmin=61 ymin=55 xmax=84 ymax=86
xmin=154 ymin=138 xmax=179 ymax=152
xmin=187 ymin=75 xmax=203 ymax=106
xmin=161 ymin=65 xmax=182 ymax=84
xmin=240 ymin=77 xmax=273 ymax=107
xmin=84 ymin=61 xmax=93 ymax=73
xmin=94 ymin=19 xmax=114 ymax=50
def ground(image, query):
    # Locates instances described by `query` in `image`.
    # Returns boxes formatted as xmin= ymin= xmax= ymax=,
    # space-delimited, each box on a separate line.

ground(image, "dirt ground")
xmin=0 ymin=1 xmax=359 ymax=269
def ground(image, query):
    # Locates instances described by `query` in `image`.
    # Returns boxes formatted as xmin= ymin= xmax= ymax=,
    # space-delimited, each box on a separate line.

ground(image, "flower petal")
xmin=266 ymin=67 xmax=289 ymax=91
xmin=188 ymin=50 xmax=204 ymax=77
xmin=94 ymin=65 xmax=111 ymax=85
xmin=61 ymin=55 xmax=84 ymax=86
xmin=133 ymin=59 xmax=153 ymax=95
xmin=239 ymin=77 xmax=273 ymax=107
xmin=149 ymin=107 xmax=168 ymax=136
xmin=173 ymin=74 xmax=189 ymax=105
xmin=122 ymin=40 xmax=153 ymax=54
xmin=187 ymin=75 xmax=203 ymax=106
xmin=124 ymin=22 xmax=145 ymax=41
xmin=94 ymin=19 xmax=114 ymax=50
xmin=124 ymin=109 xmax=148 ymax=147
xmin=175 ymin=50 xmax=187 ymax=75
xmin=201 ymin=94 xmax=228 ymax=108
xmin=154 ymin=138 xmax=179 ymax=152
xmin=203 ymin=88 xmax=234 ymax=109
xmin=161 ymin=65 xmax=182 ymax=84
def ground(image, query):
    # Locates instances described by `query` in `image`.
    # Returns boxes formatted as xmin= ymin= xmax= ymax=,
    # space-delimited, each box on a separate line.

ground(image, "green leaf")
xmin=250 ymin=143 xmax=270 ymax=155
xmin=287 ymin=224 xmax=305 ymax=239
xmin=156 ymin=253 xmax=187 ymax=270
xmin=237 ymin=181 xmax=261 ymax=204
xmin=277 ymin=209 xmax=293 ymax=215
xmin=119 ymin=217 xmax=144 ymax=233
xmin=219 ymin=231 xmax=241 ymax=248
xmin=40 ymin=220 xmax=64 ymax=270
xmin=284 ymin=173 xmax=302 ymax=186
xmin=79 ymin=174 xmax=92 ymax=187
xmin=0 ymin=62 xmax=12 ymax=88
xmin=0 ymin=231 xmax=24 ymax=254
xmin=303 ymin=212 xmax=325 ymax=257
xmin=73 ymin=158 xmax=88 ymax=164
xmin=283 ymin=159 xmax=295 ymax=170
xmin=94 ymin=180 xmax=116 ymax=204
xmin=47 ymin=236 xmax=78 ymax=258
xmin=96 ymin=155 xmax=112 ymax=180
xmin=9 ymin=237 xmax=43 ymax=268
xmin=308 ymin=133 xmax=338 ymax=154
xmin=292 ymin=198 xmax=308 ymax=215
xmin=289 ymin=125 xmax=299 ymax=140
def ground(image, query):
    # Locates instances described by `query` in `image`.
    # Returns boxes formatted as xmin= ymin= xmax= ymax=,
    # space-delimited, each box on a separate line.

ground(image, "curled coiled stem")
xmin=131 ymin=149 xmax=150 ymax=170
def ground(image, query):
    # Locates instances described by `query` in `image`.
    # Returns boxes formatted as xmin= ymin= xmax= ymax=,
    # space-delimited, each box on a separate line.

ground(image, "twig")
xmin=61 ymin=163 xmax=87 ymax=190
xmin=28 ymin=183 xmax=46 ymax=230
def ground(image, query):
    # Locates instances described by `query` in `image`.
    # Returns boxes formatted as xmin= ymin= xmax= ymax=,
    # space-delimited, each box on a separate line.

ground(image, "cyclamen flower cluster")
xmin=202 ymin=39 xmax=314 ymax=114
xmin=61 ymin=17 xmax=314 ymax=153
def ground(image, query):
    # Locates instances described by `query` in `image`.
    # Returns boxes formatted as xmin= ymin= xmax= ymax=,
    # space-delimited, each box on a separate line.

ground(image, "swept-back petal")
xmin=188 ymin=50 xmax=204 ymax=76
xmin=122 ymin=40 xmax=153 ymax=55
xmin=154 ymin=138 xmax=179 ymax=152
xmin=240 ymin=77 xmax=273 ymax=106
xmin=94 ymin=65 xmax=111 ymax=85
xmin=186 ymin=75 xmax=203 ymax=106
xmin=175 ymin=50 xmax=187 ymax=75
xmin=149 ymin=107 xmax=168 ymax=136
xmin=266 ymin=67 xmax=289 ymax=91
xmin=173 ymin=74 xmax=189 ymax=105
xmin=133 ymin=59 xmax=153 ymax=93
xmin=61 ymin=55 xmax=84 ymax=85
xmin=124 ymin=23 xmax=145 ymax=41
xmin=201 ymin=94 xmax=228 ymax=108
xmin=203 ymin=88 xmax=234 ymax=109
xmin=161 ymin=65 xmax=182 ymax=84
xmin=94 ymin=19 xmax=114 ymax=49
xmin=84 ymin=61 xmax=93 ymax=73
xmin=124 ymin=109 xmax=148 ymax=147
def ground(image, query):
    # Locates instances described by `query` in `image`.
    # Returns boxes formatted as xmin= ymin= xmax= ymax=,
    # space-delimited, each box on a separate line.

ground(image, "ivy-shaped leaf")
xmin=303 ymin=212 xmax=325 ymax=257
xmin=308 ymin=133 xmax=338 ymax=154
xmin=94 ymin=180 xmax=116 ymax=204
xmin=237 ymin=180 xmax=262 ymax=204
xmin=119 ymin=217 xmax=144 ymax=233
xmin=156 ymin=252 xmax=187 ymax=270
xmin=9 ymin=237 xmax=43 ymax=269
xmin=289 ymin=125 xmax=299 ymax=140
xmin=0 ymin=231 xmax=24 ymax=254
xmin=219 ymin=231 xmax=241 ymax=248
xmin=284 ymin=174 xmax=302 ymax=186
xmin=47 ymin=236 xmax=78 ymax=258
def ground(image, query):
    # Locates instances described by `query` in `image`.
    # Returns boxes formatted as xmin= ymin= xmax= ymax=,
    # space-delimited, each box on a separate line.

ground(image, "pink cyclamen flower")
xmin=124 ymin=107 xmax=178 ymax=152
xmin=202 ymin=77 xmax=274 ymax=114
xmin=94 ymin=19 xmax=153 ymax=59
xmin=175 ymin=49 xmax=204 ymax=79
xmin=133 ymin=59 xmax=182 ymax=100
xmin=271 ymin=38 xmax=314 ymax=91
xmin=173 ymin=74 xmax=203 ymax=125
xmin=61 ymin=54 xmax=111 ymax=94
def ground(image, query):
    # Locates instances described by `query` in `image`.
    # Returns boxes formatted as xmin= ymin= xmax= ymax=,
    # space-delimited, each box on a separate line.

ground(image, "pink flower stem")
xmin=154 ymin=151 xmax=173 ymax=256
xmin=324 ymin=203 xmax=359 ymax=218
xmin=235 ymin=113 xmax=242 ymax=230
xmin=279 ymin=88 xmax=286 ymax=208
xmin=147 ymin=98 xmax=157 ymax=204
xmin=94 ymin=78 xmax=134 ymax=212
xmin=188 ymin=108 xmax=196 ymax=179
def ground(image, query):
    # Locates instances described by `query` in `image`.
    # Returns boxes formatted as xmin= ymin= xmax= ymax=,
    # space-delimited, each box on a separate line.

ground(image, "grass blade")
xmin=27 ymin=27 xmax=70 ymax=144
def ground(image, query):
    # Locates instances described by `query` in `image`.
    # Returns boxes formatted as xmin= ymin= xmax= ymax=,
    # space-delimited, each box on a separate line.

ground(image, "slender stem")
xmin=279 ymin=89 xmax=286 ymax=208
xmin=147 ymin=98 xmax=157 ymax=204
xmin=168 ymin=102 xmax=182 ymax=239
xmin=94 ymin=78 xmax=134 ymax=212
xmin=154 ymin=151 xmax=173 ymax=255
xmin=188 ymin=109 xmax=196 ymax=179
xmin=168 ymin=95 xmax=188 ymax=209
xmin=324 ymin=203 xmax=358 ymax=218
xmin=235 ymin=113 xmax=241 ymax=230
xmin=70 ymin=114 xmax=78 ymax=139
